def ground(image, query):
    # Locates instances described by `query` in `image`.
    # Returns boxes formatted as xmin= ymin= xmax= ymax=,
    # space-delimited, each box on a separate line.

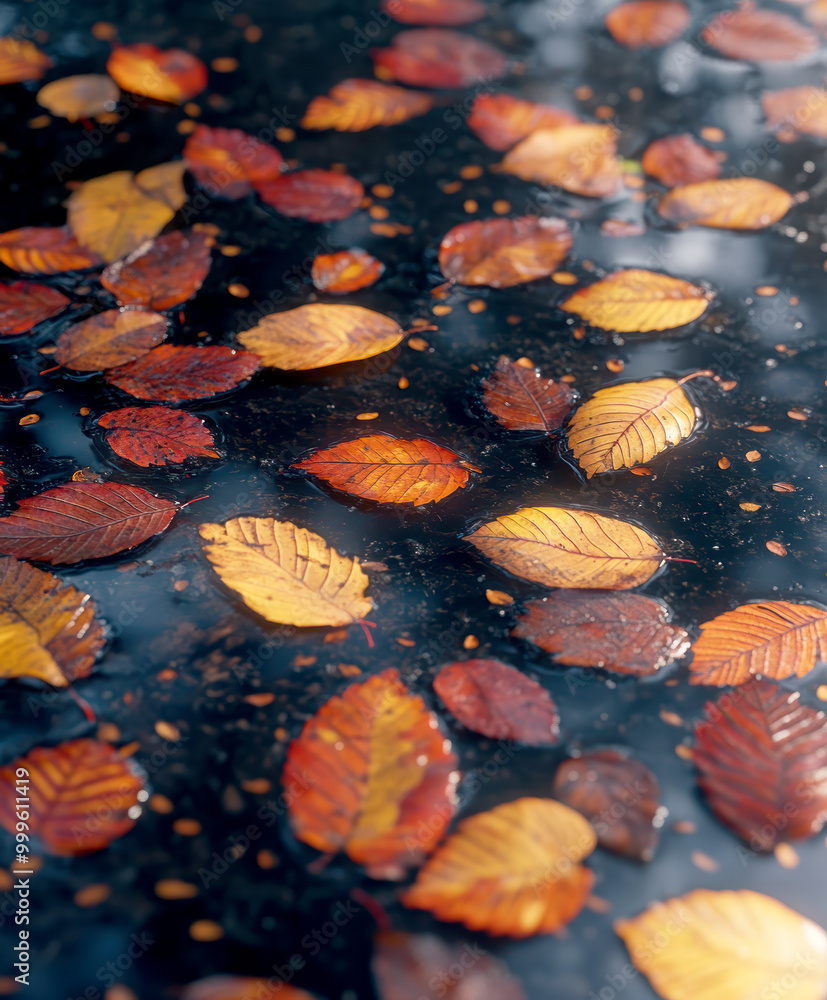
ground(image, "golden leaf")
xmin=658 ymin=178 xmax=793 ymax=230
xmin=501 ymin=124 xmax=623 ymax=198
xmin=0 ymin=36 xmax=52 ymax=85
xmin=301 ymin=78 xmax=433 ymax=131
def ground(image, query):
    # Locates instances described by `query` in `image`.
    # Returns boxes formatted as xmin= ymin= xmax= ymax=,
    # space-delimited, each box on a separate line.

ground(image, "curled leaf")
xmin=641 ymin=134 xmax=721 ymax=188
xmin=0 ymin=36 xmax=52 ymax=85
xmin=54 ymin=308 xmax=167 ymax=371
xmin=0 ymin=281 xmax=69 ymax=336
xmin=605 ymin=1 xmax=690 ymax=48
xmin=256 ymin=169 xmax=364 ymax=222
xmin=371 ymin=29 xmax=507 ymax=88
xmin=702 ymin=8 xmax=818 ymax=62
xmin=0 ymin=226 xmax=102 ymax=275
xmin=467 ymin=93 xmax=579 ymax=151
xmin=302 ymin=78 xmax=433 ymax=132
xmin=501 ymin=125 xmax=623 ymax=198
xmin=381 ymin=0 xmax=487 ymax=25
xmin=36 ymin=74 xmax=119 ymax=121
xmin=98 ymin=407 xmax=218 ymax=467
xmin=311 ymin=249 xmax=385 ymax=294
xmin=482 ymin=356 xmax=574 ymax=433
xmin=106 ymin=43 xmax=208 ymax=103
xmin=183 ymin=124 xmax=284 ymax=198
xmin=658 ymin=178 xmax=793 ymax=230
xmin=105 ymin=344 xmax=260 ymax=401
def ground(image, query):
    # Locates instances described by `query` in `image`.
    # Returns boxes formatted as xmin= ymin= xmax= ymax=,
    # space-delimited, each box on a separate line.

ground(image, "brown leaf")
xmin=762 ymin=85 xmax=827 ymax=139
xmin=105 ymin=344 xmax=260 ymax=401
xmin=183 ymin=124 xmax=285 ymax=198
xmin=98 ymin=407 xmax=218 ymax=466
xmin=381 ymin=0 xmax=488 ymax=25
xmin=370 ymin=29 xmax=507 ymax=88
xmin=657 ymin=178 xmax=793 ymax=230
xmin=0 ymin=36 xmax=52 ymax=85
xmin=0 ymin=226 xmax=102 ymax=275
xmin=482 ymin=356 xmax=574 ymax=432
xmin=36 ymin=74 xmax=119 ymax=121
xmin=605 ymin=0 xmax=690 ymax=48
xmin=54 ymin=308 xmax=167 ymax=371
xmin=501 ymin=125 xmax=623 ymax=198
xmin=641 ymin=134 xmax=721 ymax=187
xmin=311 ymin=249 xmax=385 ymax=293
xmin=702 ymin=8 xmax=817 ymax=62
xmin=255 ymin=169 xmax=364 ymax=222
xmin=302 ymin=78 xmax=434 ymax=132
xmin=0 ymin=281 xmax=69 ymax=336
xmin=106 ymin=43 xmax=208 ymax=103
xmin=467 ymin=93 xmax=579 ymax=151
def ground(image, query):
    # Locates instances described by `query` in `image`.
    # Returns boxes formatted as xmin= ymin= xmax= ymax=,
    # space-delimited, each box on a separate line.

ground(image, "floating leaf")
xmin=311 ymin=249 xmax=385 ymax=294
xmin=615 ymin=889 xmax=827 ymax=1000
xmin=439 ymin=216 xmax=573 ymax=288
xmin=105 ymin=344 xmax=260 ymax=401
xmin=381 ymin=0 xmax=487 ymax=25
xmin=0 ymin=556 xmax=106 ymax=686
xmin=762 ymin=86 xmax=827 ymax=139
xmin=183 ymin=124 xmax=285 ymax=199
xmin=181 ymin=979 xmax=316 ymax=1000
xmin=0 ymin=482 xmax=177 ymax=564
xmin=54 ymin=308 xmax=167 ymax=371
xmin=467 ymin=93 xmax=579 ymax=151
xmin=0 ymin=36 xmax=52 ymax=85
xmin=605 ymin=1 xmax=690 ymax=48
xmin=467 ymin=506 xmax=664 ymax=590
xmin=106 ymin=43 xmax=208 ymax=103
xmin=693 ymin=680 xmax=827 ymax=848
xmin=0 ymin=739 xmax=143 ymax=855
xmin=199 ymin=516 xmax=372 ymax=628
xmin=282 ymin=668 xmax=458 ymax=878
xmin=402 ymin=798 xmax=596 ymax=937
xmin=434 ymin=658 xmax=560 ymax=745
xmin=0 ymin=281 xmax=69 ymax=336
xmin=501 ymin=125 xmax=623 ymax=198
xmin=0 ymin=226 xmax=102 ymax=275
xmin=482 ymin=356 xmax=574 ymax=433
xmin=641 ymin=134 xmax=721 ymax=188
xmin=36 ymin=74 xmax=119 ymax=121
xmin=98 ymin=407 xmax=218 ymax=467
xmin=513 ymin=592 xmax=690 ymax=676
xmin=702 ymin=8 xmax=817 ymax=62
xmin=238 ymin=303 xmax=404 ymax=370
xmin=255 ymin=169 xmax=364 ymax=222
xmin=689 ymin=600 xmax=827 ymax=686
xmin=658 ymin=178 xmax=793 ymax=230
xmin=370 ymin=29 xmax=507 ymax=88
xmin=302 ymin=78 xmax=434 ymax=132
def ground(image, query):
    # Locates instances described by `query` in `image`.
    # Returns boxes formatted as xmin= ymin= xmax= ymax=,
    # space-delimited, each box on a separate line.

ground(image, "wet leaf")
xmin=466 ymin=506 xmax=665 ymax=590
xmin=615 ymin=889 xmax=827 ymax=1000
xmin=181 ymin=979 xmax=315 ymax=1000
xmin=255 ymin=168 xmax=364 ymax=222
xmin=434 ymin=658 xmax=560 ymax=744
xmin=370 ymin=29 xmax=508 ymax=88
xmin=295 ymin=433 xmax=477 ymax=505
xmin=658 ymin=178 xmax=793 ymax=229
xmin=0 ymin=281 xmax=70 ymax=336
xmin=106 ymin=43 xmax=208 ymax=103
xmin=0 ymin=556 xmax=106 ymax=686
xmin=36 ymin=74 xmax=119 ymax=121
xmin=482 ymin=356 xmax=574 ymax=433
xmin=702 ymin=8 xmax=817 ymax=62
xmin=605 ymin=1 xmax=690 ymax=48
xmin=467 ymin=93 xmax=579 ymax=151
xmin=302 ymin=78 xmax=434 ymax=132
xmin=311 ymin=249 xmax=385 ymax=293
xmin=513 ymin=592 xmax=690 ymax=675
xmin=104 ymin=344 xmax=260 ymax=401
xmin=689 ymin=600 xmax=827 ymax=686
xmin=282 ymin=668 xmax=458 ymax=878
xmin=553 ymin=750 xmax=662 ymax=861
xmin=0 ymin=36 xmax=52 ymax=85
xmin=641 ymin=134 xmax=721 ymax=187
xmin=55 ymin=307 xmax=167 ymax=372
xmin=0 ymin=226 xmax=102 ymax=274
xmin=382 ymin=0 xmax=487 ymax=25
xmin=199 ymin=516 xmax=372 ymax=628
xmin=501 ymin=125 xmax=623 ymax=198
xmin=0 ymin=481 xmax=177 ymax=564
xmin=238 ymin=303 xmax=404 ymax=370
xmin=100 ymin=230 xmax=214 ymax=311
xmin=762 ymin=85 xmax=827 ymax=139
xmin=402 ymin=797 xmax=596 ymax=937
xmin=66 ymin=163 xmax=188 ymax=263
xmin=693 ymin=680 xmax=827 ymax=848
xmin=98 ymin=407 xmax=218 ymax=467
xmin=439 ymin=216 xmax=573 ymax=288
xmin=183 ymin=124 xmax=285 ymax=199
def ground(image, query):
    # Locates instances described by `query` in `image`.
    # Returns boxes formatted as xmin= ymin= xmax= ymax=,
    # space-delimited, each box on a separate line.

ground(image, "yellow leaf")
xmin=501 ymin=124 xmax=623 ymax=198
xmin=0 ymin=611 xmax=64 ymax=687
xmin=466 ymin=505 xmax=664 ymax=589
xmin=198 ymin=516 xmax=372 ymax=628
xmin=301 ymin=78 xmax=433 ymax=132
xmin=658 ymin=178 xmax=792 ymax=230
xmin=615 ymin=889 xmax=827 ymax=1000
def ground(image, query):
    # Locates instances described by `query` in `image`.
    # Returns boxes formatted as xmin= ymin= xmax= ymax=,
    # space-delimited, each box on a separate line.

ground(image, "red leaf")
xmin=255 ymin=169 xmax=364 ymax=222
xmin=0 ymin=226 xmax=102 ymax=274
xmin=98 ymin=407 xmax=219 ymax=467
xmin=104 ymin=344 xmax=260 ymax=402
xmin=183 ymin=124 xmax=285 ymax=199
xmin=381 ymin=0 xmax=488 ymax=26
xmin=605 ymin=0 xmax=690 ymax=48
xmin=434 ymin=658 xmax=560 ymax=745
xmin=0 ymin=281 xmax=69 ymax=335
xmin=693 ymin=680 xmax=827 ymax=848
xmin=54 ymin=308 xmax=167 ymax=371
xmin=311 ymin=249 xmax=385 ymax=293
xmin=641 ymin=134 xmax=721 ymax=187
xmin=106 ymin=43 xmax=208 ymax=103
xmin=512 ymin=592 xmax=691 ymax=676
xmin=702 ymin=8 xmax=817 ymax=62
xmin=0 ymin=482 xmax=177 ymax=564
xmin=482 ymin=356 xmax=574 ymax=432
xmin=467 ymin=93 xmax=579 ymax=151
xmin=371 ymin=29 xmax=508 ymax=89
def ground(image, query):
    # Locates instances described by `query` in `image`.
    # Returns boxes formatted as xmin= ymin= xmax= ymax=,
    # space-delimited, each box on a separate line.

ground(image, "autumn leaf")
xmin=0 ymin=739 xmax=144 ymax=855
xmin=0 ymin=36 xmax=52 ymax=85
xmin=0 ymin=281 xmax=70 ymax=336
xmin=434 ymin=659 xmax=560 ymax=745
xmin=615 ymin=889 xmax=827 ymax=1000
xmin=762 ymin=86 xmax=827 ymax=139
xmin=238 ymin=303 xmax=404 ymax=370
xmin=181 ymin=979 xmax=316 ymax=1000
xmin=439 ymin=216 xmax=573 ymax=288
xmin=183 ymin=124 xmax=285 ymax=199
xmin=402 ymin=798 xmax=596 ymax=937
xmin=466 ymin=506 xmax=665 ymax=590
xmin=693 ymin=680 xmax=827 ymax=849
xmin=0 ymin=226 xmax=102 ymax=274
xmin=467 ymin=93 xmax=579 ymax=151
xmin=605 ymin=1 xmax=690 ymax=48
xmin=54 ymin=308 xmax=167 ymax=371
xmin=688 ymin=600 xmax=827 ymax=686
xmin=0 ymin=482 xmax=177 ymax=564
xmin=282 ymin=668 xmax=458 ymax=878
xmin=98 ymin=407 xmax=218 ymax=467
xmin=199 ymin=516 xmax=372 ymax=628
xmin=311 ymin=249 xmax=385 ymax=294
xmin=482 ymin=356 xmax=574 ymax=433
xmin=301 ymin=78 xmax=434 ymax=132
xmin=106 ymin=43 xmax=208 ymax=103
xmin=641 ymin=134 xmax=721 ymax=187
xmin=370 ymin=29 xmax=507 ymax=88
xmin=36 ymin=74 xmax=119 ymax=121
xmin=105 ymin=344 xmax=260 ymax=401
xmin=658 ymin=177 xmax=793 ymax=230
xmin=702 ymin=8 xmax=817 ymax=62
xmin=255 ymin=169 xmax=364 ymax=222
xmin=381 ymin=0 xmax=487 ymax=25
xmin=0 ymin=556 xmax=106 ymax=686
xmin=512 ymin=592 xmax=690 ymax=676
xmin=501 ymin=125 xmax=623 ymax=198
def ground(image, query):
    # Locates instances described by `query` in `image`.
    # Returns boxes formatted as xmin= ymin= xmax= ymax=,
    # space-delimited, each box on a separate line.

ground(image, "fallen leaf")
xmin=615 ymin=889 xmax=827 ymax=1000
xmin=689 ymin=600 xmax=827 ymax=686
xmin=501 ymin=125 xmax=623 ymax=198
xmin=54 ymin=308 xmax=167 ymax=371
xmin=256 ymin=169 xmax=364 ymax=222
xmin=762 ymin=86 xmax=827 ymax=139
xmin=402 ymin=797 xmax=596 ymax=937
xmin=513 ymin=592 xmax=690 ymax=675
xmin=183 ymin=124 xmax=285 ymax=198
xmin=605 ymin=0 xmax=690 ymax=48
xmin=0 ymin=739 xmax=144 ymax=855
xmin=0 ymin=281 xmax=70 ymax=336
xmin=105 ymin=344 xmax=260 ymax=401
xmin=302 ymin=78 xmax=434 ymax=132
xmin=36 ymin=74 xmax=119 ymax=121
xmin=311 ymin=249 xmax=385 ymax=293
xmin=466 ymin=506 xmax=665 ymax=589
xmin=370 ymin=29 xmax=508 ymax=88
xmin=601 ymin=219 xmax=646 ymax=237
xmin=553 ymin=750 xmax=662 ymax=861
xmin=482 ymin=356 xmax=574 ymax=432
xmin=702 ymin=8 xmax=817 ymax=62
xmin=0 ymin=36 xmax=52 ymax=85
xmin=382 ymin=0 xmax=487 ymax=25
xmin=98 ymin=407 xmax=218 ymax=467
xmin=0 ymin=482 xmax=177 ymax=564
xmin=434 ymin=658 xmax=560 ymax=744
xmin=641 ymin=134 xmax=721 ymax=187
xmin=0 ymin=226 xmax=102 ymax=274
xmin=180 ymin=979 xmax=316 ymax=1000
xmin=658 ymin=178 xmax=793 ymax=230
xmin=106 ymin=43 xmax=208 ymax=103
xmin=467 ymin=93 xmax=579 ymax=151
xmin=438 ymin=216 xmax=573 ymax=288
xmin=237 ymin=303 xmax=404 ymax=370
xmin=282 ymin=668 xmax=458 ymax=878
xmin=0 ymin=556 xmax=106 ymax=686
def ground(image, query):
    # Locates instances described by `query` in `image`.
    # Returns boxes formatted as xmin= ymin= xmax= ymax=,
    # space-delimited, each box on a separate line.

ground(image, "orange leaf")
xmin=370 ymin=29 xmax=507 ymax=88
xmin=0 ymin=226 xmax=102 ymax=274
xmin=482 ymin=355 xmax=574 ymax=433
xmin=381 ymin=0 xmax=487 ymax=25
xmin=501 ymin=125 xmax=623 ymax=198
xmin=0 ymin=36 xmax=52 ymax=85
xmin=36 ymin=74 xmax=119 ymax=121
xmin=98 ymin=407 xmax=218 ymax=466
xmin=104 ymin=344 xmax=260 ymax=401
xmin=702 ymin=8 xmax=817 ymax=62
xmin=762 ymin=85 xmax=827 ymax=139
xmin=302 ymin=78 xmax=433 ymax=132
xmin=605 ymin=1 xmax=690 ymax=48
xmin=641 ymin=134 xmax=721 ymax=187
xmin=106 ymin=43 xmax=207 ymax=103
xmin=282 ymin=668 xmax=459 ymax=878
xmin=0 ymin=281 xmax=69 ymax=336
xmin=183 ymin=124 xmax=285 ymax=199
xmin=181 ymin=979 xmax=316 ymax=1000
xmin=255 ymin=169 xmax=364 ymax=222
xmin=54 ymin=307 xmax=167 ymax=371
xmin=467 ymin=93 xmax=579 ymax=151
xmin=311 ymin=249 xmax=385 ymax=293
xmin=657 ymin=178 xmax=792 ymax=230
